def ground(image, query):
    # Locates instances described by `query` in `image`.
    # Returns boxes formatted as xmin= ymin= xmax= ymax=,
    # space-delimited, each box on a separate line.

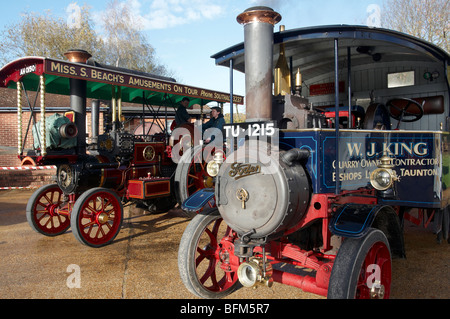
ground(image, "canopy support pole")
xmin=230 ymin=59 xmax=234 ymax=124
xmin=17 ymin=81 xmax=22 ymax=156
xmin=334 ymin=39 xmax=340 ymax=195
xmin=40 ymin=75 xmax=47 ymax=157
xmin=347 ymin=47 xmax=352 ymax=129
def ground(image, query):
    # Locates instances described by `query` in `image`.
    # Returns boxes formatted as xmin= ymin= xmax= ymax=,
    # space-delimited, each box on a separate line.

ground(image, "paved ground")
xmin=0 ymin=189 xmax=448 ymax=301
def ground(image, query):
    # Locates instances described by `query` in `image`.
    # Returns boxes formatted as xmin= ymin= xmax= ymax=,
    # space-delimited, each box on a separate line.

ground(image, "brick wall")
xmin=0 ymin=112 xmax=37 ymax=167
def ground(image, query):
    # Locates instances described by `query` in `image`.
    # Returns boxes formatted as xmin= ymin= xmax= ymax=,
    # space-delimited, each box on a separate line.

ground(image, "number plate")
xmin=224 ymin=121 xmax=277 ymax=139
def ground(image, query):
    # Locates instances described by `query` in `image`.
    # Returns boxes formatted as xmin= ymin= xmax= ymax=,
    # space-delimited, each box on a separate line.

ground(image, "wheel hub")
xmin=218 ymin=247 xmax=230 ymax=263
xmin=204 ymin=176 xmax=214 ymax=188
xmin=370 ymin=281 xmax=385 ymax=299
xmin=48 ymin=204 xmax=60 ymax=217
xmin=97 ymin=212 xmax=109 ymax=225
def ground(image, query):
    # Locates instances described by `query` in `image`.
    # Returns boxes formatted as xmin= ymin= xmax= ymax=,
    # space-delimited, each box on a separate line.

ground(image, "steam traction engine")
xmin=0 ymin=50 xmax=241 ymax=248
xmin=178 ymin=7 xmax=450 ymax=298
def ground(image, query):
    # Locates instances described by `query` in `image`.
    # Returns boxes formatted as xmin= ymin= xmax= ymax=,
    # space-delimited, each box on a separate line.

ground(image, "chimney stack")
xmin=64 ymin=49 xmax=92 ymax=63
xmin=237 ymin=7 xmax=281 ymax=122
xmin=64 ymin=49 xmax=91 ymax=155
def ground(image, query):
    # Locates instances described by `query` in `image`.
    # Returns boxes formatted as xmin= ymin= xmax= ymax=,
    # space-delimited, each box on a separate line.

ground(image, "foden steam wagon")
xmin=0 ymin=50 xmax=243 ymax=248
xmin=178 ymin=7 xmax=450 ymax=299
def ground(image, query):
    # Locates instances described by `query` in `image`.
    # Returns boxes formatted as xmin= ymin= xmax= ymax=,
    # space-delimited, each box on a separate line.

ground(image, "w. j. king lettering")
xmin=347 ymin=141 xmax=429 ymax=158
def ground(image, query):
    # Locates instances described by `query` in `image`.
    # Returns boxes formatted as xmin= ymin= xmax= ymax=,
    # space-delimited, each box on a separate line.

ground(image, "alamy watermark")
xmin=366 ymin=264 xmax=382 ymax=289
xmin=66 ymin=2 xmax=82 ymax=29
xmin=367 ymin=4 xmax=381 ymax=28
xmin=66 ymin=264 xmax=81 ymax=289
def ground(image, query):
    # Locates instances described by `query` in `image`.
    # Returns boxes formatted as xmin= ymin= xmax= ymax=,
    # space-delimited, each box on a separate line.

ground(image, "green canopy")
xmin=0 ymin=56 xmax=244 ymax=107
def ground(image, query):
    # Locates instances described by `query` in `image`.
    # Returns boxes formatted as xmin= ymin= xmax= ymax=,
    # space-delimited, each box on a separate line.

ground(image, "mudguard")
xmin=181 ymin=188 xmax=216 ymax=214
xmin=330 ymin=204 xmax=378 ymax=238
xmin=330 ymin=204 xmax=405 ymax=258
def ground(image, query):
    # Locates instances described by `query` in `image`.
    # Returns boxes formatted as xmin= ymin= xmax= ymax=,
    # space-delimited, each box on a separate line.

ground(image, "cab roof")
xmin=212 ymin=24 xmax=450 ymax=85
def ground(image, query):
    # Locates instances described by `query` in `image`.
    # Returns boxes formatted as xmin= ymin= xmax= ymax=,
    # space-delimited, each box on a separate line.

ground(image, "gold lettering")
xmin=184 ymin=87 xmax=198 ymax=95
xmin=228 ymin=163 xmax=261 ymax=180
xmin=200 ymin=90 xmax=213 ymax=99
xmin=51 ymin=62 xmax=61 ymax=73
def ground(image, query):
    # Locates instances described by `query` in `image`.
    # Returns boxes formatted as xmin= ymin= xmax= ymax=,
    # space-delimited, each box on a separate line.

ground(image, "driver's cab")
xmin=213 ymin=25 xmax=449 ymax=133
xmin=315 ymin=69 xmax=448 ymax=132
xmin=263 ymin=26 xmax=450 ymax=134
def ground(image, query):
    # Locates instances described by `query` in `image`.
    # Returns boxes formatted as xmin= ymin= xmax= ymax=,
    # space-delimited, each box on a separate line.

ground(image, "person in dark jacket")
xmin=203 ymin=106 xmax=225 ymax=144
xmin=174 ymin=97 xmax=191 ymax=128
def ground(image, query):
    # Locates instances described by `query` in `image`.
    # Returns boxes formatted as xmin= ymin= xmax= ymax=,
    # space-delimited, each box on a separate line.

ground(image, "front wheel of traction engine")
xmin=71 ymin=188 xmax=123 ymax=248
xmin=327 ymin=228 xmax=392 ymax=299
xmin=178 ymin=209 xmax=241 ymax=299
xmin=26 ymin=184 xmax=70 ymax=236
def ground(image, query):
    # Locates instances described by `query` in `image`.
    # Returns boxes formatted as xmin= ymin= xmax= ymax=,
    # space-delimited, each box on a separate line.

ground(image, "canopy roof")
xmin=212 ymin=25 xmax=450 ymax=85
xmin=0 ymin=56 xmax=244 ymax=107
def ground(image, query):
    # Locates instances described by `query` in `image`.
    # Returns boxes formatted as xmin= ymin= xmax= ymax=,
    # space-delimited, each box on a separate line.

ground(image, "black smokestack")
xmin=64 ymin=49 xmax=92 ymax=155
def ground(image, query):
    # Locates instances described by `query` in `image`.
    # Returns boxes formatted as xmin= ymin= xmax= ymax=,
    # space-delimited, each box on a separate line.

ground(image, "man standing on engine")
xmin=174 ymin=97 xmax=192 ymax=128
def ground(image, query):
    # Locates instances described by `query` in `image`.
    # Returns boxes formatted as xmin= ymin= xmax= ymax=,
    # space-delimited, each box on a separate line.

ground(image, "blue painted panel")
xmin=280 ymin=129 xmax=445 ymax=208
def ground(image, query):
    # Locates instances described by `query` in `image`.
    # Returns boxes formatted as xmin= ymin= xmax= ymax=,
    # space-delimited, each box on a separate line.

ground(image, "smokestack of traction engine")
xmin=64 ymin=49 xmax=92 ymax=155
xmin=237 ymin=7 xmax=281 ymax=122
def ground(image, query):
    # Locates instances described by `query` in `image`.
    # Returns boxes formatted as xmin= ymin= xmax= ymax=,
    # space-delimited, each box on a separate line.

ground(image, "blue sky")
xmin=0 ymin=0 xmax=383 ymax=112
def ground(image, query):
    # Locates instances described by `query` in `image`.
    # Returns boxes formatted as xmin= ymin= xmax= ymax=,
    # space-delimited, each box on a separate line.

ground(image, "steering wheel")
xmin=386 ymin=97 xmax=424 ymax=123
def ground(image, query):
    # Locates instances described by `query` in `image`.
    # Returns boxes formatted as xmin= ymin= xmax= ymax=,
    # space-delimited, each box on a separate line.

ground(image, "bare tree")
xmin=0 ymin=5 xmax=105 ymax=65
xmin=0 ymin=2 xmax=172 ymax=78
xmin=100 ymin=0 xmax=171 ymax=76
xmin=381 ymin=0 xmax=449 ymax=53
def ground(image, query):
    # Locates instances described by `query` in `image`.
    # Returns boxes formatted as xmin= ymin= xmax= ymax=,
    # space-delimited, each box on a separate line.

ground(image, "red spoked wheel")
xmin=26 ymin=184 xmax=70 ymax=236
xmin=71 ymin=188 xmax=123 ymax=248
xmin=175 ymin=144 xmax=218 ymax=216
xmin=328 ymin=228 xmax=392 ymax=299
xmin=178 ymin=208 xmax=241 ymax=298
xmin=356 ymin=241 xmax=391 ymax=299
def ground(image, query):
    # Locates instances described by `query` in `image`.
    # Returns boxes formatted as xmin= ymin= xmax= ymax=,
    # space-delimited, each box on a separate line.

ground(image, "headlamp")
xmin=370 ymin=156 xmax=399 ymax=191
xmin=206 ymin=152 xmax=224 ymax=177
xmin=207 ymin=161 xmax=221 ymax=177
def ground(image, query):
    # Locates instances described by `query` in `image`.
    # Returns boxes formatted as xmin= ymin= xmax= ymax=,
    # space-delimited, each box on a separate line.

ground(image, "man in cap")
xmin=202 ymin=106 xmax=225 ymax=144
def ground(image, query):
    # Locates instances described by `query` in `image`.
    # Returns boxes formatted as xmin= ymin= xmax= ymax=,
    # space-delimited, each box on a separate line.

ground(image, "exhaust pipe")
xmin=91 ymin=100 xmax=100 ymax=145
xmin=237 ymin=7 xmax=281 ymax=122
